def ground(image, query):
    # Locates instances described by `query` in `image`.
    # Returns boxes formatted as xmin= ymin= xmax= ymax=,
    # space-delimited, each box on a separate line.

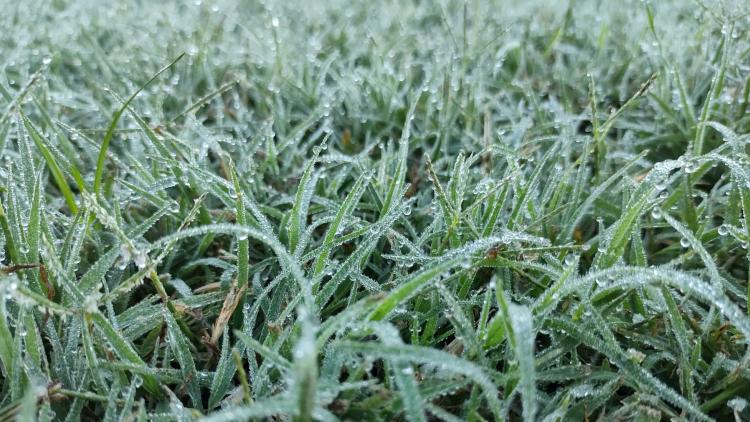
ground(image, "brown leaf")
xmin=210 ymin=279 xmax=247 ymax=346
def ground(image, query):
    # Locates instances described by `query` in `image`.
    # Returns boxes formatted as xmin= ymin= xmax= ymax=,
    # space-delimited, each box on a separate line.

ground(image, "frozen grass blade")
xmin=508 ymin=303 xmax=536 ymax=422
xmin=163 ymin=308 xmax=201 ymax=408
xmin=1 ymin=1 xmax=748 ymax=419
xmin=337 ymin=341 xmax=503 ymax=419
xmin=287 ymin=138 xmax=325 ymax=254
xmin=87 ymin=311 xmax=161 ymax=397
xmin=92 ymin=53 xmax=184 ymax=197
xmin=369 ymin=237 xmax=503 ymax=321
xmin=312 ymin=172 xmax=369 ymax=277
xmin=20 ymin=113 xmax=78 ymax=213
xmin=202 ymin=397 xmax=295 ymax=422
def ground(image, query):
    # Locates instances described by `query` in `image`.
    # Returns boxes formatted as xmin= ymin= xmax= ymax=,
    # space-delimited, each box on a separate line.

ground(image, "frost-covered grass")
xmin=0 ymin=0 xmax=749 ymax=420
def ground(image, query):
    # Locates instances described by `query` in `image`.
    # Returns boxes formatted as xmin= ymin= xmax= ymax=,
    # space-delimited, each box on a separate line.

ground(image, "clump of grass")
xmin=1 ymin=0 xmax=750 ymax=420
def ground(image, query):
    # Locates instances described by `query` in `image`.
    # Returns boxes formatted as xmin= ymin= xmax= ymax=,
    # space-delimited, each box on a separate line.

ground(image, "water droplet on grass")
xmin=728 ymin=397 xmax=748 ymax=412
xmin=134 ymin=251 xmax=148 ymax=269
xmin=564 ymin=254 xmax=577 ymax=266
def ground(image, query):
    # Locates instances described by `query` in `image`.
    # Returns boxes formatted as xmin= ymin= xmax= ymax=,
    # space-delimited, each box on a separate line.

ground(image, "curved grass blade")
xmin=20 ymin=113 xmax=78 ymax=213
xmin=369 ymin=237 xmax=503 ymax=321
xmin=337 ymin=341 xmax=503 ymax=419
xmin=92 ymin=53 xmax=185 ymax=197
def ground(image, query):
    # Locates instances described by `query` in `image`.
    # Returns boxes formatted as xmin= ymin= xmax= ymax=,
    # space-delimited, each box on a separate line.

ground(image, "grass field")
xmin=1 ymin=0 xmax=750 ymax=420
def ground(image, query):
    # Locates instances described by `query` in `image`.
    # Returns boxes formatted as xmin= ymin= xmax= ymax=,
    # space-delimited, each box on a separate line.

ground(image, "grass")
xmin=1 ymin=0 xmax=750 ymax=420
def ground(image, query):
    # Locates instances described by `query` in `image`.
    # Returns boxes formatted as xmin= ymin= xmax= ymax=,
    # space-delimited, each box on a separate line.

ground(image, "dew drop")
xmin=134 ymin=251 xmax=148 ymax=269
xmin=118 ymin=244 xmax=132 ymax=269
xmin=728 ymin=397 xmax=748 ymax=412
xmin=564 ymin=254 xmax=577 ymax=266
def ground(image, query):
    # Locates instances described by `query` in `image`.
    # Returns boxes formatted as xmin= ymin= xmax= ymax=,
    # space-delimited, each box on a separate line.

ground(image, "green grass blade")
xmin=92 ymin=53 xmax=185 ymax=197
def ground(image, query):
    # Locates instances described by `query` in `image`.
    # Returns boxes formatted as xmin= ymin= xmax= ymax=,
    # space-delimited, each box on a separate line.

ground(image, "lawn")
xmin=1 ymin=0 xmax=749 ymax=420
